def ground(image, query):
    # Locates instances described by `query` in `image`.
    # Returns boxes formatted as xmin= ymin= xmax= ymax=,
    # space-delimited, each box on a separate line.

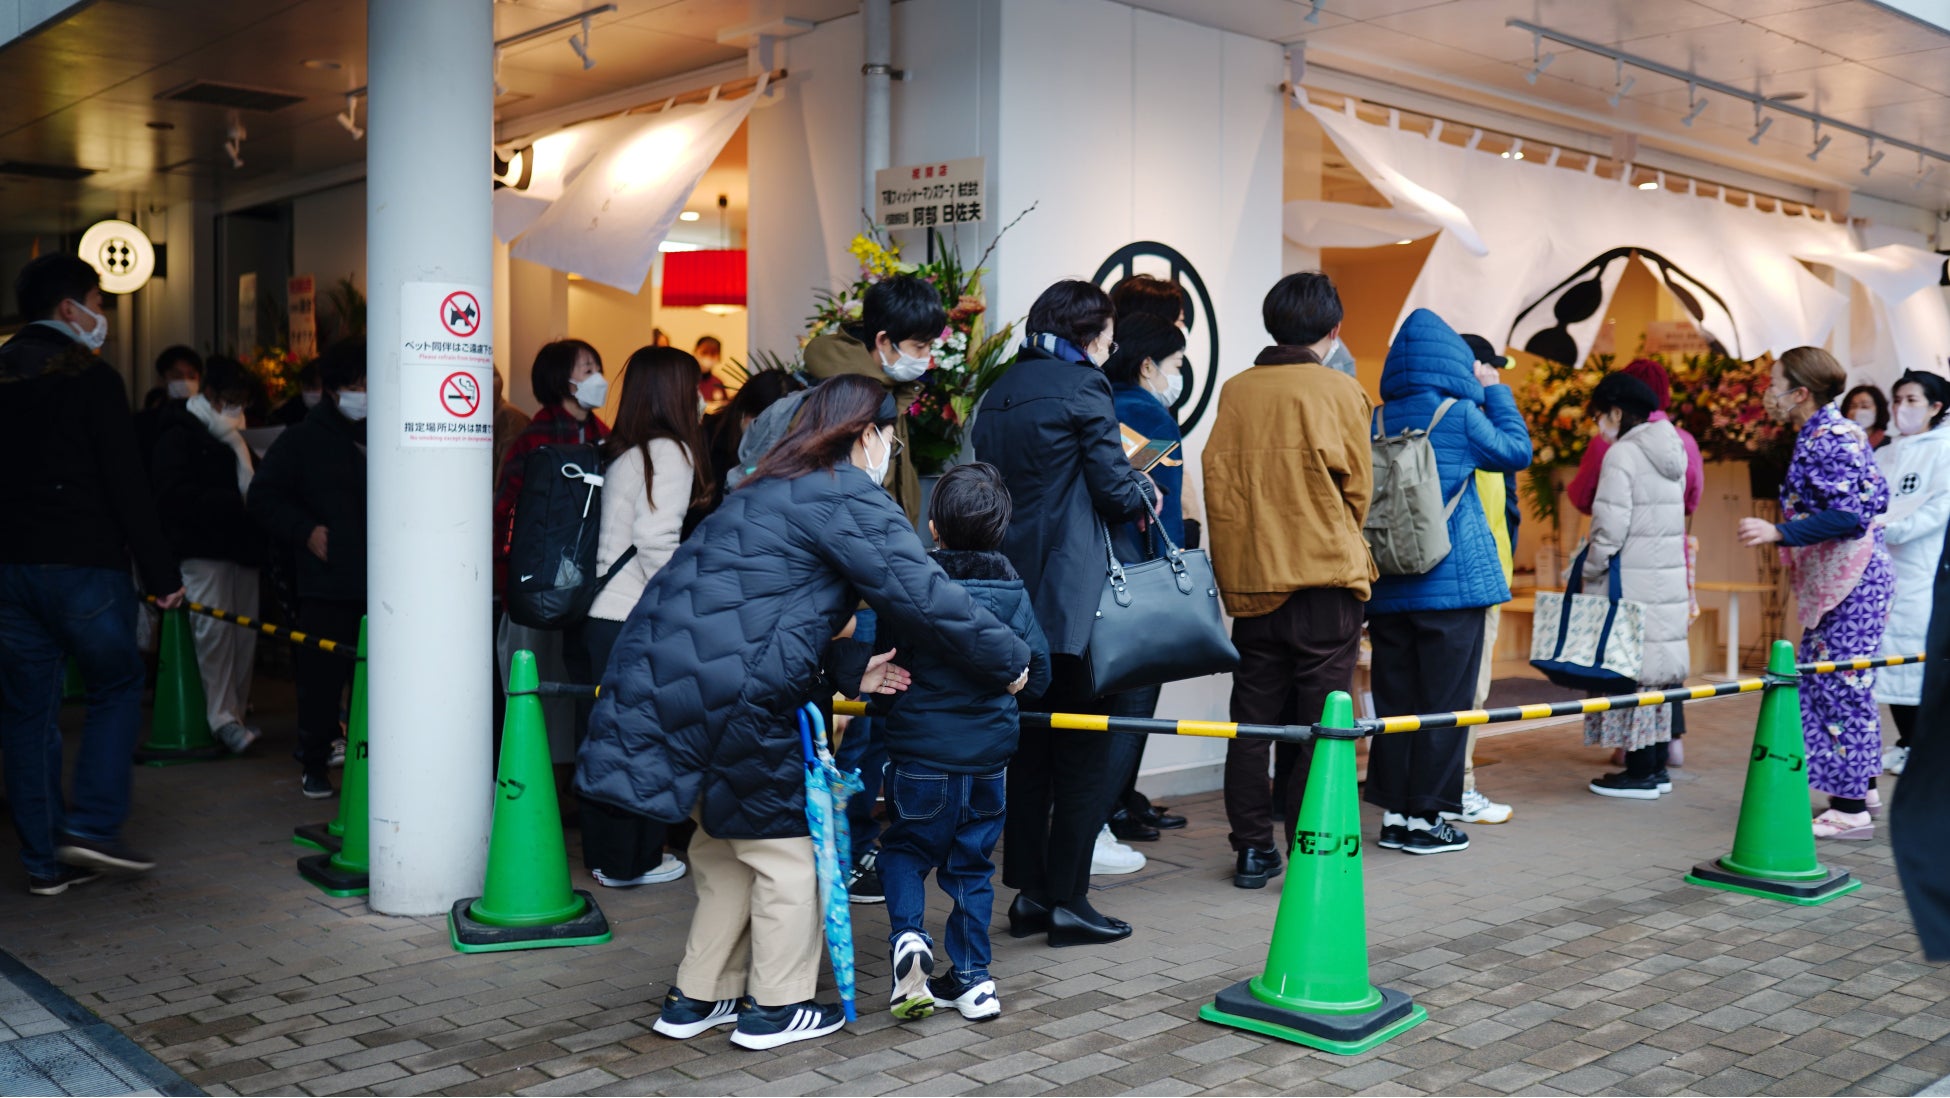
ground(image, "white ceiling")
xmin=1125 ymin=0 xmax=1950 ymax=213
xmin=3 ymin=0 xmax=1947 ymax=236
xmin=0 ymin=0 xmax=850 ymax=232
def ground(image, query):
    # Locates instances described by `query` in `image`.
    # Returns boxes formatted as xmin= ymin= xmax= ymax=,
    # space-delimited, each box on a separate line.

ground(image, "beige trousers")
xmin=180 ymin=559 xmax=259 ymax=731
xmin=676 ymin=810 xmax=823 ymax=1006
xmin=1465 ymin=604 xmax=1502 ymax=794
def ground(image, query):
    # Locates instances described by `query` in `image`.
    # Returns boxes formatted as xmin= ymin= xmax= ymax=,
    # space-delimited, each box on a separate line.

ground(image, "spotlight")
xmin=336 ymin=93 xmax=363 ymax=140
xmin=679 ymin=211 xmax=701 ymax=221
xmin=1502 ymin=138 xmax=1525 ymax=160
xmin=1607 ymin=60 xmax=1636 ymax=108
xmin=493 ymin=47 xmax=506 ymax=97
xmin=1748 ymin=118 xmax=1773 ymax=145
xmin=1525 ymin=32 xmax=1554 ymax=84
xmin=569 ymin=14 xmax=595 ymax=70
xmin=1808 ymin=133 xmax=1831 ymax=161
xmin=223 ymin=112 xmax=246 ymax=169
xmin=1863 ymin=140 xmax=1885 ymax=177
xmin=1681 ymin=83 xmax=1707 ymax=127
xmin=1638 ymin=179 xmax=1659 ymax=190
xmin=1915 ymin=154 xmax=1936 ymax=190
xmin=1306 ymin=0 xmax=1322 ymax=24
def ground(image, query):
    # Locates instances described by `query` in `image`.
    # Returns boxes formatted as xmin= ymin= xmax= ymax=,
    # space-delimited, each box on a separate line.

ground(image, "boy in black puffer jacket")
xmin=874 ymin=463 xmax=1050 ymax=1023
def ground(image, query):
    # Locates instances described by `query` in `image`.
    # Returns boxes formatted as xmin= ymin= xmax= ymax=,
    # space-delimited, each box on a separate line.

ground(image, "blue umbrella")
xmin=799 ymin=703 xmax=865 ymax=1022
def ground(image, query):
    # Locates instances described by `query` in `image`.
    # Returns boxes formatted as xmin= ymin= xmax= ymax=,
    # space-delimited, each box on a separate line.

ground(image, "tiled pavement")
xmin=3 ymin=687 xmax=1948 ymax=1096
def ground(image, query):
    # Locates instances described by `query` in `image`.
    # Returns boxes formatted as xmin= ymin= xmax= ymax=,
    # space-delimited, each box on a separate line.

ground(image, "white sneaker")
xmin=328 ymin=738 xmax=347 ymax=768
xmin=214 ymin=722 xmax=260 ymax=755
xmin=890 ymin=931 xmax=935 ymax=1020
xmin=1091 ymin=825 xmax=1145 ymax=875
xmin=1885 ymin=746 xmax=1909 ymax=775
xmin=592 ymin=854 xmax=687 ymax=888
xmin=1441 ymin=789 xmax=1513 ymax=825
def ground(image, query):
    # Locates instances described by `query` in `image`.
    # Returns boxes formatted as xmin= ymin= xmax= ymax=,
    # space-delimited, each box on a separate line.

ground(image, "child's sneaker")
xmin=651 ymin=987 xmax=747 ymax=1039
xmin=890 ymin=931 xmax=935 ymax=1020
xmin=729 ymin=1000 xmax=847 ymax=1049
xmin=928 ymin=970 xmax=1001 ymax=1021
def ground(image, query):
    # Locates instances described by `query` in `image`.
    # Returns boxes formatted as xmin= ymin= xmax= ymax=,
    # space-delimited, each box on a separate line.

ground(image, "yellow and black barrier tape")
xmin=144 ymin=596 xmax=353 ymax=657
xmin=539 ymin=650 xmax=1928 ymax=743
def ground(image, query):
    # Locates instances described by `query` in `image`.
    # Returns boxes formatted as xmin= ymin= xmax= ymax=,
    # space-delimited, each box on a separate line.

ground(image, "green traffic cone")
xmin=1199 ymin=691 xmax=1427 ymax=1055
xmin=298 ymin=619 xmax=371 ymax=895
xmin=1685 ymin=639 xmax=1861 ymax=905
xmin=139 ymin=607 xmax=222 ymax=765
xmin=449 ymin=649 xmax=610 ymax=953
xmin=62 ymin=658 xmax=84 ymax=703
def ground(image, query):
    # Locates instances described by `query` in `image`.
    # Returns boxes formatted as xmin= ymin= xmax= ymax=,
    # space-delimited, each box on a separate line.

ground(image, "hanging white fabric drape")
xmin=1303 ymin=101 xmax=1858 ymax=363
xmin=504 ymin=84 xmax=760 ymax=292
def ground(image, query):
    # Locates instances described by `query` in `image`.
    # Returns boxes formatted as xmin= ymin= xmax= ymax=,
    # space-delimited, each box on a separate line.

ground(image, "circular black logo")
xmin=100 ymin=238 xmax=136 ymax=276
xmin=1092 ymin=241 xmax=1219 ymax=433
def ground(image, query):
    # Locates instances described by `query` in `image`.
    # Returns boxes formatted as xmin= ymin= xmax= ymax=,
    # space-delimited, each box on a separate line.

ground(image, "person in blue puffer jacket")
xmin=1365 ymin=309 xmax=1532 ymax=856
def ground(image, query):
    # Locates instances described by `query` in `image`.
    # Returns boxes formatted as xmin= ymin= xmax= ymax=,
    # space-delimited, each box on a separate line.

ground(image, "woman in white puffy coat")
xmin=1581 ymin=373 xmax=1691 ymax=800
xmin=1875 ymin=370 xmax=1950 ymax=778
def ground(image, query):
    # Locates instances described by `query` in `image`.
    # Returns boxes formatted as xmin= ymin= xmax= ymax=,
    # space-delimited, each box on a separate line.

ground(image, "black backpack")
xmin=506 ymin=443 xmax=635 ymax=630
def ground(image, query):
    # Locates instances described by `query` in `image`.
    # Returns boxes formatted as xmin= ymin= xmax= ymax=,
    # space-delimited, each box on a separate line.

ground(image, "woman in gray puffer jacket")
xmin=1581 ymin=372 xmax=1690 ymax=799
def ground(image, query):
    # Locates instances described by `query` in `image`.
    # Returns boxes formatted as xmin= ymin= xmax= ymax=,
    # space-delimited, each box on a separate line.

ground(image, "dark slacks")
xmin=1003 ymin=655 xmax=1136 ymax=905
xmin=1223 ymin=589 xmax=1364 ymax=852
xmin=295 ymin=598 xmax=365 ymax=775
xmin=1364 ymin=608 xmax=1485 ymax=819
xmin=1106 ymin=683 xmax=1162 ymax=818
xmin=578 ymin=616 xmax=666 ymax=877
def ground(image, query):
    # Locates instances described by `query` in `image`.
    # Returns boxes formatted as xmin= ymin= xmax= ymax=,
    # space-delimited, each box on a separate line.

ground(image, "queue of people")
xmin=6 ymin=242 xmax=1946 ymax=1053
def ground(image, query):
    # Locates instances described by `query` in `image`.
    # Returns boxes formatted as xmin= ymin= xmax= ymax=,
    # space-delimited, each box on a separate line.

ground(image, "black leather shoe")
xmin=1048 ymin=902 xmax=1133 ymax=947
xmin=1142 ymin=807 xmax=1188 ymax=830
xmin=1006 ymin=893 xmax=1052 ymax=939
xmin=1107 ymin=809 xmax=1160 ymax=843
xmin=1233 ymin=848 xmax=1283 ymax=889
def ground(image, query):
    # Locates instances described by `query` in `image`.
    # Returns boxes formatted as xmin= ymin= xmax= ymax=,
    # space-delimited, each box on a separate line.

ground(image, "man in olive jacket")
xmin=1201 ymin=272 xmax=1375 ymax=889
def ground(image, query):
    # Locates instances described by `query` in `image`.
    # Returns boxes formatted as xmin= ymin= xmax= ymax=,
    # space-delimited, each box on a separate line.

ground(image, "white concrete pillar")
xmin=862 ymin=0 xmax=891 ymax=215
xmin=365 ymin=0 xmax=495 ymax=916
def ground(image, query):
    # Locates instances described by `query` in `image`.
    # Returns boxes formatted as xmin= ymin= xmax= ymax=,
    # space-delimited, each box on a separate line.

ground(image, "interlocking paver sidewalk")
xmin=3 ymin=687 xmax=1947 ymax=1095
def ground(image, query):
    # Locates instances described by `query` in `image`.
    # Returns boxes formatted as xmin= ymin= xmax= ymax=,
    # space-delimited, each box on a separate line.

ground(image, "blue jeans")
xmin=0 ymin=565 xmax=146 ymax=877
xmin=879 ymin=761 xmax=1006 ymax=984
xmin=837 ymin=609 xmax=885 ymax=866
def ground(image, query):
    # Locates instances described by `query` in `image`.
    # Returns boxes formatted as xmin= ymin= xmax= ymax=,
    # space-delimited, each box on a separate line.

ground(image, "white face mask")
xmin=1895 ymin=404 xmax=1932 ymax=437
xmin=1597 ymin=415 xmax=1621 ymax=443
xmin=862 ymin=428 xmax=893 ymax=485
xmin=573 ymin=372 xmax=608 ymax=409
xmin=301 ymin=389 xmax=324 ymax=408
xmin=878 ymin=343 xmax=931 ymax=383
xmin=167 ymin=378 xmax=199 ymax=400
xmin=1850 ymin=408 xmax=1878 ymax=429
xmin=1148 ymin=362 xmax=1184 ymax=407
xmin=1322 ymin=337 xmax=1357 ymax=377
xmin=67 ymin=299 xmax=108 ymax=351
xmin=336 ymin=391 xmax=369 ymax=421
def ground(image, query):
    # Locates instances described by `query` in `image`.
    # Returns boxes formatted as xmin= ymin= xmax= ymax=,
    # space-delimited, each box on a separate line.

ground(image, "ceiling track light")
xmin=569 ymin=14 xmax=595 ymax=69
xmin=1681 ymin=83 xmax=1708 ymax=127
xmin=1607 ymin=59 xmax=1636 ymax=107
xmin=1305 ymin=0 xmax=1322 ymax=25
xmin=1524 ymin=33 xmax=1555 ymax=85
xmin=336 ymin=93 xmax=363 ymax=140
xmin=1507 ymin=19 xmax=1950 ymax=182
xmin=1748 ymin=103 xmax=1773 ymax=146
xmin=493 ymin=47 xmax=506 ymax=97
xmin=1502 ymin=137 xmax=1524 ymax=160
xmin=1864 ymin=140 xmax=1885 ymax=177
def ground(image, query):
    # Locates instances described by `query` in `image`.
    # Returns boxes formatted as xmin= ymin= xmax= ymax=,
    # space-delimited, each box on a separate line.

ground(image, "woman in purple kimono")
xmin=1738 ymin=347 xmax=1892 ymax=841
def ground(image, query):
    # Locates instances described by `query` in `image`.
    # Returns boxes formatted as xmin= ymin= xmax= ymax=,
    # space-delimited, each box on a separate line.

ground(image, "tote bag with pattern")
xmin=1529 ymin=543 xmax=1646 ymax=691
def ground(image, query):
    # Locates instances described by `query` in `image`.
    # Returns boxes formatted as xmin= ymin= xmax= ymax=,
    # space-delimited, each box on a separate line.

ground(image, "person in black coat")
xmin=0 ymin=253 xmax=184 ymax=891
xmin=971 ymin=279 xmax=1158 ymax=945
xmin=134 ymin=345 xmax=203 ymax=472
xmin=247 ymin=339 xmax=368 ymax=798
xmin=152 ymin=355 xmax=267 ymax=755
xmin=1892 ymin=522 xmax=1950 ymax=960
xmin=578 ymin=375 xmax=1030 ymax=1050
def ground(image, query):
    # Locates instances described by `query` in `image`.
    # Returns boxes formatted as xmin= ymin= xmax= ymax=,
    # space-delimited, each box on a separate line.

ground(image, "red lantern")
xmin=661 ymin=249 xmax=747 ymax=309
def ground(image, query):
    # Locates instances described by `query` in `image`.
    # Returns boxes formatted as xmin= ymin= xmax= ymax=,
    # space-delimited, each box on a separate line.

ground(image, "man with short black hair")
xmin=136 ymin=345 xmax=204 ymax=469
xmin=0 ymin=253 xmax=185 ymax=895
xmin=1202 ymin=271 xmax=1375 ymax=889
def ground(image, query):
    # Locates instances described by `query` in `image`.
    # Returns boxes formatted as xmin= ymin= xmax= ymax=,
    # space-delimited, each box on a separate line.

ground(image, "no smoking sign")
xmin=440 ymin=372 xmax=481 ymax=417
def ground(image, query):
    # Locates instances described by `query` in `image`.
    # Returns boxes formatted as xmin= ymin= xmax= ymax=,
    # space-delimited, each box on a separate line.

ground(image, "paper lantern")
xmin=662 ymin=249 xmax=746 ymax=309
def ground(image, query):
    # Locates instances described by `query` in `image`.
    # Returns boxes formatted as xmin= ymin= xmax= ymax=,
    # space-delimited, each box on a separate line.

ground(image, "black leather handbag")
xmin=1085 ymin=520 xmax=1239 ymax=697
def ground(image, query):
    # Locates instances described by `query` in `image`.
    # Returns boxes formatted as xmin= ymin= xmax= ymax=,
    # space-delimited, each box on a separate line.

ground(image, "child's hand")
xmin=860 ymin=649 xmax=911 ymax=696
xmin=1007 ymin=667 xmax=1030 ymax=695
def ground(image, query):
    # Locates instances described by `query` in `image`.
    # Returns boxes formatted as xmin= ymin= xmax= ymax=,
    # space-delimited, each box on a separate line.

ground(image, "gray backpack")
xmin=1365 ymin=398 xmax=1465 ymax=576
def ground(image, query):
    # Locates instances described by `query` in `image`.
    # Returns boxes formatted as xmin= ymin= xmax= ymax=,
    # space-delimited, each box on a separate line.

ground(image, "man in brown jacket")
xmin=1202 ymin=272 xmax=1376 ymax=889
